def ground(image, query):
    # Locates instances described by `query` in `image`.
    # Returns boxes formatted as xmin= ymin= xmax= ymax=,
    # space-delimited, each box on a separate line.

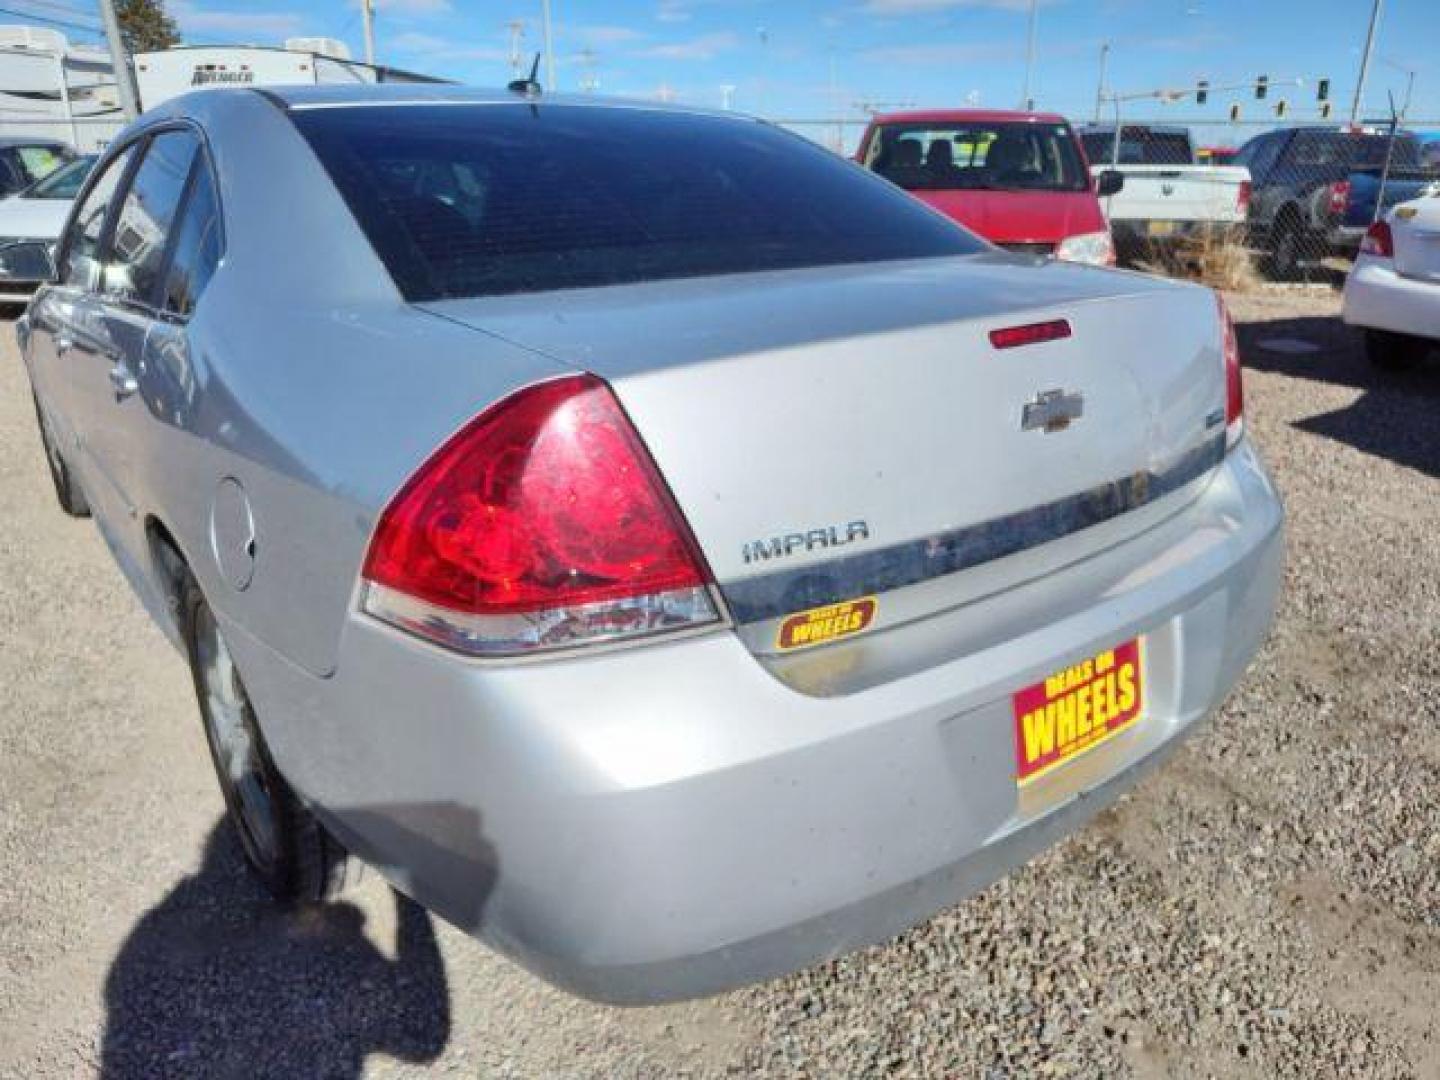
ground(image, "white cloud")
xmin=569 ymin=24 xmax=646 ymax=46
xmin=374 ymin=0 xmax=453 ymax=13
xmin=388 ymin=30 xmax=509 ymax=63
xmin=656 ymin=0 xmax=692 ymax=22
xmin=862 ymin=0 xmax=1044 ymax=13
xmin=861 ymin=39 xmax=1018 ymax=63
xmin=633 ymin=31 xmax=739 ymax=60
xmin=170 ymin=1 xmax=304 ymax=38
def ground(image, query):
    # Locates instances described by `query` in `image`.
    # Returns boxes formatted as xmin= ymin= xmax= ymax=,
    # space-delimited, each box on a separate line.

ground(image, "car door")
xmin=27 ymin=141 xmax=139 ymax=495
xmin=69 ymin=126 xmax=200 ymax=566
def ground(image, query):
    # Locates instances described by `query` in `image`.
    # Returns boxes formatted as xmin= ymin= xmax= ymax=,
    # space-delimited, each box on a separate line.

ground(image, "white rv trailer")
xmin=134 ymin=40 xmax=446 ymax=111
xmin=0 ymin=26 xmax=123 ymax=153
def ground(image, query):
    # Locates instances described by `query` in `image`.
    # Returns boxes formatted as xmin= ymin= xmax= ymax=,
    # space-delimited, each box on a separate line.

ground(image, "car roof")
xmin=869 ymin=108 xmax=1069 ymax=126
xmin=257 ymin=82 xmax=734 ymax=119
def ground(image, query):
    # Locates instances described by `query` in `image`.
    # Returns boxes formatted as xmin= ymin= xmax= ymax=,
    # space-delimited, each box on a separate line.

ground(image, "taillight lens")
xmin=1216 ymin=292 xmax=1243 ymax=447
xmin=1236 ymin=180 xmax=1252 ymax=215
xmin=362 ymin=374 xmax=719 ymax=656
xmin=1360 ymin=220 xmax=1393 ymax=258
xmin=1327 ymin=180 xmax=1351 ymax=215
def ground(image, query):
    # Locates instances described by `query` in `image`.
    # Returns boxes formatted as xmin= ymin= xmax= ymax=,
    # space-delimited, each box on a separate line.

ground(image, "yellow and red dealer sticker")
xmin=776 ymin=597 xmax=877 ymax=650
xmin=1012 ymin=638 xmax=1144 ymax=785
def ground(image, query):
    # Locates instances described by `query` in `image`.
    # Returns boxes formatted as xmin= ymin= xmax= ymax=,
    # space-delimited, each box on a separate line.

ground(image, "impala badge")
xmin=1022 ymin=389 xmax=1085 ymax=433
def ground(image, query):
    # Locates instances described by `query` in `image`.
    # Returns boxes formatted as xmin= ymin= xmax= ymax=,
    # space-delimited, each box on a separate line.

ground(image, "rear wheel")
xmin=182 ymin=574 xmax=358 ymax=902
xmin=1364 ymin=329 xmax=1431 ymax=370
xmin=31 ymin=393 xmax=88 ymax=517
xmin=1266 ymin=218 xmax=1303 ymax=281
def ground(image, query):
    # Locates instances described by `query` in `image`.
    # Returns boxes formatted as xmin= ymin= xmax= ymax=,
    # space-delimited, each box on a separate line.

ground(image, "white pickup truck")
xmin=1079 ymin=124 xmax=1251 ymax=255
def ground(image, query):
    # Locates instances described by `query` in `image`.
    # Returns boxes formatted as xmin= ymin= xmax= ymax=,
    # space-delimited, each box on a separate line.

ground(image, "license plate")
xmin=1012 ymin=639 xmax=1145 ymax=785
xmin=1147 ymin=220 xmax=1177 ymax=237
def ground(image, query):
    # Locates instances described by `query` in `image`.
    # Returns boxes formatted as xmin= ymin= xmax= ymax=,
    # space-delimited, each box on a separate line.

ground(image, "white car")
xmin=1342 ymin=194 xmax=1440 ymax=368
xmin=0 ymin=155 xmax=94 ymax=302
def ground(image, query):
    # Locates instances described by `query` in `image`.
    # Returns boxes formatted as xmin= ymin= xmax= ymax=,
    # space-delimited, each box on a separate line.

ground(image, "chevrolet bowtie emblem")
xmin=1022 ymin=389 xmax=1085 ymax=433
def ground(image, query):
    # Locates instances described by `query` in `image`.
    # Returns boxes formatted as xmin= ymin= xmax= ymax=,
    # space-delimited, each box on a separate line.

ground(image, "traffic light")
xmin=1230 ymin=103 xmax=1242 ymax=121
xmin=1317 ymin=78 xmax=1330 ymax=102
xmin=1256 ymin=75 xmax=1268 ymax=100
xmin=1197 ymin=79 xmax=1209 ymax=105
xmin=1275 ymin=99 xmax=1287 ymax=118
xmin=1320 ymin=101 xmax=1333 ymax=119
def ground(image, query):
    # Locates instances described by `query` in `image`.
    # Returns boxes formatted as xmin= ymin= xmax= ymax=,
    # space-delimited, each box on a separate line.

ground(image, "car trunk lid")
xmin=419 ymin=254 xmax=1227 ymax=659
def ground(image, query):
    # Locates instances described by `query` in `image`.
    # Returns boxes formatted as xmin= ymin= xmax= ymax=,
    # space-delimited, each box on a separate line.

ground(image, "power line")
xmin=0 ymin=5 xmax=102 ymax=35
xmin=10 ymin=0 xmax=99 ymax=19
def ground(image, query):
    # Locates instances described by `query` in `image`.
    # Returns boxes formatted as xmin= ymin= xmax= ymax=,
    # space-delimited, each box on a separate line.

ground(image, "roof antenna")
xmin=508 ymin=52 xmax=543 ymax=99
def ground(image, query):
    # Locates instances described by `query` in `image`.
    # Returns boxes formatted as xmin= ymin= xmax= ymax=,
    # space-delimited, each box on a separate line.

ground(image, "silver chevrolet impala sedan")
xmin=18 ymin=85 xmax=1283 ymax=1004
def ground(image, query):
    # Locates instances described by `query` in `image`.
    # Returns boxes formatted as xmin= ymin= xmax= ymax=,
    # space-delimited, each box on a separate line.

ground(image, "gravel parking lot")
xmin=2 ymin=287 xmax=1437 ymax=1079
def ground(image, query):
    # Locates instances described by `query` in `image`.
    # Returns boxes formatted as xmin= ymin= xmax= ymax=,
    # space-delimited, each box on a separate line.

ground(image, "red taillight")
xmin=362 ymin=374 xmax=718 ymax=655
xmin=1236 ymin=180 xmax=1252 ymax=215
xmin=989 ymin=319 xmax=1073 ymax=350
xmin=1327 ymin=179 xmax=1351 ymax=215
xmin=1360 ymin=220 xmax=1393 ymax=258
xmin=1216 ymin=292 xmax=1243 ymax=446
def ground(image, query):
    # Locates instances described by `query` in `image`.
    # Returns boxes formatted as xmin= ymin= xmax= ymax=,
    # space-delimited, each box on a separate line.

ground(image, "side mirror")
xmin=0 ymin=240 xmax=57 ymax=284
xmin=1096 ymin=170 xmax=1125 ymax=198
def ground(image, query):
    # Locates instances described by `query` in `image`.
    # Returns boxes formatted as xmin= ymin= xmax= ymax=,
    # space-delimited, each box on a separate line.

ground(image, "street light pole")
xmin=1093 ymin=41 xmax=1109 ymax=123
xmin=1349 ymin=0 xmax=1383 ymax=124
xmin=1020 ymin=0 xmax=1038 ymax=110
xmin=541 ymin=0 xmax=556 ymax=89
xmin=97 ymin=0 xmax=141 ymax=119
xmin=361 ymin=0 xmax=376 ymax=67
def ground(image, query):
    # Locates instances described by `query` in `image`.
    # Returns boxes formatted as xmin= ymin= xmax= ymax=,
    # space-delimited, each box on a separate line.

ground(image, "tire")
xmin=181 ymin=574 xmax=358 ymax=903
xmin=1266 ymin=218 xmax=1303 ymax=281
xmin=30 ymin=392 xmax=89 ymax=517
xmin=1364 ymin=329 xmax=1430 ymax=371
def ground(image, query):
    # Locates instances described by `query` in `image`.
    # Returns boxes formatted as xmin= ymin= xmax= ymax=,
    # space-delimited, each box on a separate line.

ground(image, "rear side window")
xmin=162 ymin=160 xmax=222 ymax=317
xmin=62 ymin=144 xmax=136 ymax=289
xmin=105 ymin=129 xmax=199 ymax=305
xmin=291 ymin=104 xmax=984 ymax=301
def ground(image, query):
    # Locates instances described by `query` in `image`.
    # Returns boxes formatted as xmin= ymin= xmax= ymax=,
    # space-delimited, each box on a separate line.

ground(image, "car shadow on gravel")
xmin=1238 ymin=315 xmax=1440 ymax=479
xmin=99 ymin=818 xmax=460 ymax=1079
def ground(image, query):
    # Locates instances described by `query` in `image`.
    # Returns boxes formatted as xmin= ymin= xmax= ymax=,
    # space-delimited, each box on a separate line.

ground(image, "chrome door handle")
xmin=108 ymin=361 xmax=138 ymax=400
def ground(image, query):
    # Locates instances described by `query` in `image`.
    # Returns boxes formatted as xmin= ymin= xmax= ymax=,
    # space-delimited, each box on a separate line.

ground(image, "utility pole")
xmin=1349 ymin=0 xmax=1382 ymax=125
xmin=579 ymin=47 xmax=598 ymax=93
xmin=507 ymin=20 xmax=525 ymax=76
xmin=541 ymin=0 xmax=555 ymax=89
xmin=1093 ymin=41 xmax=1110 ymax=123
xmin=97 ymin=0 xmax=141 ymax=119
xmin=361 ymin=0 xmax=376 ymax=66
xmin=756 ymin=26 xmax=769 ymax=117
xmin=1020 ymin=0 xmax=1038 ymax=110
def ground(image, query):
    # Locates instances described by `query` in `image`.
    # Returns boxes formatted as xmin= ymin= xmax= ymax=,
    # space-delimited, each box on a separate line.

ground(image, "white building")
xmin=0 ymin=29 xmax=446 ymax=153
xmin=134 ymin=39 xmax=445 ymax=112
xmin=0 ymin=26 xmax=123 ymax=153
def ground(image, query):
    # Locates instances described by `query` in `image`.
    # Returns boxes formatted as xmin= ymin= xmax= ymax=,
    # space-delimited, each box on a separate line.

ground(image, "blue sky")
xmin=20 ymin=0 xmax=1440 ymax=135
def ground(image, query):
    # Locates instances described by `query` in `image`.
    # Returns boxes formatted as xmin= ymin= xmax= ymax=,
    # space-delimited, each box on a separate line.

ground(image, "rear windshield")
xmin=1289 ymin=132 xmax=1421 ymax=168
xmin=290 ymin=103 xmax=984 ymax=301
xmin=863 ymin=120 xmax=1090 ymax=193
xmin=1080 ymin=130 xmax=1194 ymax=166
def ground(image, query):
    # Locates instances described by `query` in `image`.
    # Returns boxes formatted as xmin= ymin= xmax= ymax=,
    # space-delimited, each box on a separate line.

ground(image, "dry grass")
xmin=1134 ymin=225 xmax=1264 ymax=291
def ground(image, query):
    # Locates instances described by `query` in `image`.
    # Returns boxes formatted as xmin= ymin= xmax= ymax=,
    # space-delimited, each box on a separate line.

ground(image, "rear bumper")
xmin=225 ymin=439 xmax=1284 ymax=1004
xmin=1342 ymin=257 xmax=1440 ymax=339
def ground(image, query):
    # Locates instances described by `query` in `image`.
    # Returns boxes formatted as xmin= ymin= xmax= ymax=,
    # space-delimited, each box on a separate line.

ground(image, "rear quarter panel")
xmin=123 ymin=92 xmax=574 ymax=678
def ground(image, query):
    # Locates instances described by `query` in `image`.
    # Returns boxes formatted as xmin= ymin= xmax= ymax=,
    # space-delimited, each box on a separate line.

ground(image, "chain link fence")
xmin=775 ymin=114 xmax=1440 ymax=290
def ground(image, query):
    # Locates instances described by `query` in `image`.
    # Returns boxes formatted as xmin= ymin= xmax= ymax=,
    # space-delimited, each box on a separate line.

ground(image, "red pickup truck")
xmin=856 ymin=109 xmax=1123 ymax=265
